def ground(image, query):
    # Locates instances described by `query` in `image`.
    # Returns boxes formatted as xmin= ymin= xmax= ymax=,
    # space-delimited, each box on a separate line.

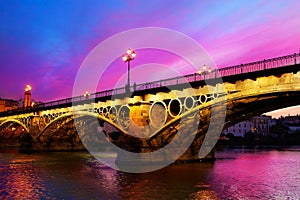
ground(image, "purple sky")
xmin=1 ymin=0 xmax=300 ymax=117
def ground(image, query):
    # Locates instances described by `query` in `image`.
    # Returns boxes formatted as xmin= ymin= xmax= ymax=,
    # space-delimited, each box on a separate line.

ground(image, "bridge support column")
xmin=176 ymin=135 xmax=215 ymax=163
xmin=19 ymin=116 xmax=40 ymax=153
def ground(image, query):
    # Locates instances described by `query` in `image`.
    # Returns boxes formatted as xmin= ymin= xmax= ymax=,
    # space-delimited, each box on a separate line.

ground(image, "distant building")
xmin=252 ymin=115 xmax=273 ymax=135
xmin=279 ymin=115 xmax=300 ymax=132
xmin=223 ymin=115 xmax=274 ymax=137
xmin=223 ymin=120 xmax=253 ymax=137
xmin=280 ymin=115 xmax=300 ymax=126
xmin=0 ymin=98 xmax=19 ymax=112
xmin=24 ymin=84 xmax=32 ymax=108
xmin=289 ymin=126 xmax=300 ymax=132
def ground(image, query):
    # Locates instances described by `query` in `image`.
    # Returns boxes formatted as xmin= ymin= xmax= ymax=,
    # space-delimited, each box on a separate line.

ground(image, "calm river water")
xmin=0 ymin=147 xmax=299 ymax=199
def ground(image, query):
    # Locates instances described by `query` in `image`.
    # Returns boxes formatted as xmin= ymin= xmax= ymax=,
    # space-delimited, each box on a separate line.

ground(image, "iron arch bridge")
xmin=0 ymin=53 xmax=299 ymax=162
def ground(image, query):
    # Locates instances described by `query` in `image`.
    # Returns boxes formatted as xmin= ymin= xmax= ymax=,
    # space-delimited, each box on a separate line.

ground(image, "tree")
xmin=243 ymin=131 xmax=256 ymax=145
xmin=270 ymin=122 xmax=290 ymax=145
xmin=270 ymin=121 xmax=290 ymax=136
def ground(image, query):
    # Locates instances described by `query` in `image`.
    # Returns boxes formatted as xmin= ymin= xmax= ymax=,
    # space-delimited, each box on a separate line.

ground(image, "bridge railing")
xmin=1 ymin=53 xmax=299 ymax=115
xmin=218 ymin=53 xmax=299 ymax=77
xmin=131 ymin=53 xmax=299 ymax=91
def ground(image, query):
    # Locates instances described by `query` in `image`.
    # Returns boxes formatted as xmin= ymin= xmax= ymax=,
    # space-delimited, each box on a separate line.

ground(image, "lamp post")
xmin=122 ymin=48 xmax=136 ymax=93
xmin=197 ymin=64 xmax=212 ymax=79
xmin=84 ymin=91 xmax=90 ymax=99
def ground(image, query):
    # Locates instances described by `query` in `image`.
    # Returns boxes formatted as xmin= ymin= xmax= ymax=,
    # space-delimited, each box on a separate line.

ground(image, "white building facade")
xmin=223 ymin=115 xmax=273 ymax=137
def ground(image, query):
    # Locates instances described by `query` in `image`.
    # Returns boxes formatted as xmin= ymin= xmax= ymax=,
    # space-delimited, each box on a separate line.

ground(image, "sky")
xmin=0 ymin=0 xmax=300 ymax=117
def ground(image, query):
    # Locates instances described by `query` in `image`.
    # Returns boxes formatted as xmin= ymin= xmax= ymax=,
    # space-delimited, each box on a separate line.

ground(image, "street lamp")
xmin=84 ymin=91 xmax=90 ymax=99
xmin=122 ymin=48 xmax=136 ymax=92
xmin=198 ymin=64 xmax=212 ymax=79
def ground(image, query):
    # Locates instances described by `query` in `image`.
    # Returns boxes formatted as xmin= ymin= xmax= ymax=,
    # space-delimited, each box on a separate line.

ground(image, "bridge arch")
xmin=143 ymin=88 xmax=300 ymax=162
xmin=37 ymin=111 xmax=127 ymax=139
xmin=148 ymin=78 xmax=300 ymax=142
xmin=174 ymin=94 xmax=299 ymax=137
xmin=223 ymin=91 xmax=300 ymax=129
xmin=0 ymin=119 xmax=30 ymax=133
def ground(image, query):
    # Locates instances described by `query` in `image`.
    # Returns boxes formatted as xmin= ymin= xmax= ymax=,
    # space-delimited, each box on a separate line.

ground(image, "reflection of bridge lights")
xmin=25 ymin=84 xmax=32 ymax=92
xmin=122 ymin=48 xmax=136 ymax=92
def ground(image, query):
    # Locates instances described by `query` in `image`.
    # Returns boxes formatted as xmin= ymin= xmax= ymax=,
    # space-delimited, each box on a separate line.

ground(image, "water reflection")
xmin=114 ymin=163 xmax=215 ymax=200
xmin=209 ymin=148 xmax=300 ymax=199
xmin=82 ymin=159 xmax=216 ymax=199
xmin=0 ymin=148 xmax=299 ymax=199
xmin=0 ymin=154 xmax=49 ymax=199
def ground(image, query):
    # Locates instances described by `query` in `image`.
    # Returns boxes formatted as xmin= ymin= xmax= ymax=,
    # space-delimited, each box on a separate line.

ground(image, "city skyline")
xmin=1 ymin=0 xmax=300 ymax=117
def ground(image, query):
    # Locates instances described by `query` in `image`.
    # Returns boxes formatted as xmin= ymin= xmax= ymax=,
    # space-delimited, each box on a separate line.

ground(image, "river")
xmin=0 ymin=147 xmax=299 ymax=199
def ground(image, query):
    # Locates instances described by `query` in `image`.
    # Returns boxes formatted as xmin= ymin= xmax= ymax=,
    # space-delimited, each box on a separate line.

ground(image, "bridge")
xmin=0 ymin=53 xmax=300 ymax=166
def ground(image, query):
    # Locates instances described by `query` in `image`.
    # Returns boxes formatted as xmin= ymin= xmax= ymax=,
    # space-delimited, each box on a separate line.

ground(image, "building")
xmin=0 ymin=98 xmax=19 ymax=112
xmin=223 ymin=120 xmax=253 ymax=137
xmin=252 ymin=115 xmax=273 ymax=135
xmin=281 ymin=115 xmax=300 ymax=126
xmin=24 ymin=84 xmax=32 ymax=108
xmin=280 ymin=115 xmax=300 ymax=132
xmin=223 ymin=115 xmax=274 ymax=137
